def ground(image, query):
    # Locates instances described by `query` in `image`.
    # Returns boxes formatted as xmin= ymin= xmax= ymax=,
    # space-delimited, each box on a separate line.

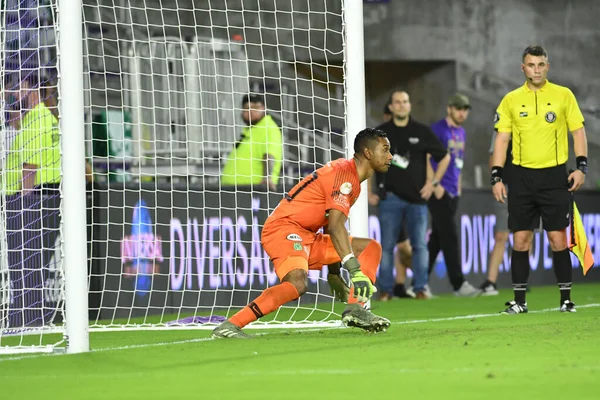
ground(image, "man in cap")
xmin=426 ymin=93 xmax=480 ymax=296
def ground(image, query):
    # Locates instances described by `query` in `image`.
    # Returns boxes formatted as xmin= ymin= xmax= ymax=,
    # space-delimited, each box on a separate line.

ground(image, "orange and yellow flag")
xmin=569 ymin=203 xmax=594 ymax=275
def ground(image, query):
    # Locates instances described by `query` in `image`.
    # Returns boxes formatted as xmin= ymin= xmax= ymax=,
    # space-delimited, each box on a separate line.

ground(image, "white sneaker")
xmin=423 ymin=284 xmax=435 ymax=298
xmin=454 ymin=281 xmax=481 ymax=297
xmin=407 ymin=284 xmax=436 ymax=299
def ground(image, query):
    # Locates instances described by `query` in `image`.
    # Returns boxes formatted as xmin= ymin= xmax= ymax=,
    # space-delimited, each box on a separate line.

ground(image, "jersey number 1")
xmin=285 ymin=172 xmax=318 ymax=201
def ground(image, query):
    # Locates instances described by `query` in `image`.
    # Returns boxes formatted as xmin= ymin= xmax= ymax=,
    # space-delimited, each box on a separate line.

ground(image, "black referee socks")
xmin=552 ymin=249 xmax=573 ymax=303
xmin=511 ymin=250 xmax=530 ymax=303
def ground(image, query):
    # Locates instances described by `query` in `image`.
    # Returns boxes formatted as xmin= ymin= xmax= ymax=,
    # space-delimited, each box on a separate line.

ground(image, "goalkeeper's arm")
xmin=322 ymin=223 xmax=342 ymax=275
xmin=327 ymin=209 xmax=354 ymax=264
xmin=323 ymin=223 xmax=350 ymax=302
xmin=327 ymin=209 xmax=376 ymax=302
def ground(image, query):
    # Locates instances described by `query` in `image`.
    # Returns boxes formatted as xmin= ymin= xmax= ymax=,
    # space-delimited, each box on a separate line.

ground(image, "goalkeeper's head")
xmin=353 ymin=128 xmax=392 ymax=174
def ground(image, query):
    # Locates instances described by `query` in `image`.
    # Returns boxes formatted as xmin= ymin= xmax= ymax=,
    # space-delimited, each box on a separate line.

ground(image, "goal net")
xmin=0 ymin=0 xmax=65 ymax=354
xmin=1 ymin=0 xmax=356 ymax=352
xmin=85 ymin=0 xmax=350 ymax=331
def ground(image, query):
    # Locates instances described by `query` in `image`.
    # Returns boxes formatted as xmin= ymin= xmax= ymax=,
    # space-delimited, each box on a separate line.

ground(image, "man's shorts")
xmin=493 ymin=193 xmax=542 ymax=234
xmin=508 ymin=164 xmax=570 ymax=232
xmin=261 ymin=219 xmax=347 ymax=280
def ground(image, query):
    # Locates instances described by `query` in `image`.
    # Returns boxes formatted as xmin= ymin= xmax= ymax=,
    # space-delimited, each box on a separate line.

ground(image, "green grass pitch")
xmin=2 ymin=283 xmax=600 ymax=399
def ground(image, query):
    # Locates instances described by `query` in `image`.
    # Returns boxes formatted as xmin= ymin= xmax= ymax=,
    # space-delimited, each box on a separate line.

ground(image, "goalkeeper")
xmin=213 ymin=128 xmax=393 ymax=338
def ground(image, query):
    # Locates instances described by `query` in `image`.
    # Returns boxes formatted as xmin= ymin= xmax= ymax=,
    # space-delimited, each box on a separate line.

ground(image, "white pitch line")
xmin=2 ymin=303 xmax=599 ymax=363
xmin=392 ymin=303 xmax=600 ymax=325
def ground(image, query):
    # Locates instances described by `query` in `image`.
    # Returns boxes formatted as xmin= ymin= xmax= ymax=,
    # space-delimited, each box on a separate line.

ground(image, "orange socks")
xmin=229 ymin=281 xmax=300 ymax=328
xmin=348 ymin=239 xmax=382 ymax=305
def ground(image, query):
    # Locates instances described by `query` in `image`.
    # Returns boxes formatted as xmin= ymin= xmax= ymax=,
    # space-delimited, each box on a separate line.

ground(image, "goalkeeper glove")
xmin=327 ymin=273 xmax=350 ymax=302
xmin=350 ymin=271 xmax=377 ymax=303
xmin=343 ymin=256 xmax=377 ymax=303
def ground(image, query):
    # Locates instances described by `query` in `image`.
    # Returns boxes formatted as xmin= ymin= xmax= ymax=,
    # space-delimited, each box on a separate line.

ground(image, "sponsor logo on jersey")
xmin=286 ymin=234 xmax=302 ymax=242
xmin=340 ymin=182 xmax=352 ymax=195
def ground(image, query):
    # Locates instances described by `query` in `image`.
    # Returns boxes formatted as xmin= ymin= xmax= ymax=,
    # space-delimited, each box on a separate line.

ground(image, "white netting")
xmin=0 ymin=0 xmax=351 ymax=354
xmin=0 ymin=0 xmax=66 ymax=354
xmin=83 ymin=0 xmax=348 ymax=331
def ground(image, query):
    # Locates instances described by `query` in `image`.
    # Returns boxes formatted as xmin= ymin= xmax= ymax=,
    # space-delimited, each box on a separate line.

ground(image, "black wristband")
xmin=490 ymin=166 xmax=503 ymax=185
xmin=576 ymin=156 xmax=588 ymax=174
xmin=491 ymin=166 xmax=503 ymax=179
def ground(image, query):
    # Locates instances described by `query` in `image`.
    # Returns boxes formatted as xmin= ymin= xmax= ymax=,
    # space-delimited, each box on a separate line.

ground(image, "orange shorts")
xmin=261 ymin=220 xmax=349 ymax=280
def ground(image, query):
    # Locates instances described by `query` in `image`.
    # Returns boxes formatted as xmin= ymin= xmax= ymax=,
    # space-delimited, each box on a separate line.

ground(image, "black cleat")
xmin=342 ymin=304 xmax=390 ymax=333
xmin=500 ymin=300 xmax=528 ymax=314
xmin=560 ymin=300 xmax=577 ymax=313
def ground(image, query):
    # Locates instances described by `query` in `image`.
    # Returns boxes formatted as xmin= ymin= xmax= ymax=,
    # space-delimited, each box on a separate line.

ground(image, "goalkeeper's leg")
xmin=213 ymin=221 xmax=316 ymax=338
xmin=213 ymin=257 xmax=307 ymax=339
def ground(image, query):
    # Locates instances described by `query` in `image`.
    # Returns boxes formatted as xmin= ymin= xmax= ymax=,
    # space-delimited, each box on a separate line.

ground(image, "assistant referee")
xmin=491 ymin=45 xmax=588 ymax=315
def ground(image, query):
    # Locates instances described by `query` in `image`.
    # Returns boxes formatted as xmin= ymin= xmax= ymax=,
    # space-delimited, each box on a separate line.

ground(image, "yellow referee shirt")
xmin=5 ymin=102 xmax=61 ymax=195
xmin=494 ymin=80 xmax=584 ymax=169
xmin=221 ymin=114 xmax=283 ymax=186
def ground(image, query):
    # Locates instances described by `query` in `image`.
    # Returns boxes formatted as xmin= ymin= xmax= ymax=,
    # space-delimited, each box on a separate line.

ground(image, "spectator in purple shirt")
xmin=427 ymin=93 xmax=480 ymax=296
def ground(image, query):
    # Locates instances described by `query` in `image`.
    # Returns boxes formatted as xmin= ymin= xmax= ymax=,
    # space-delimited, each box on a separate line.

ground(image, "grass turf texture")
xmin=1 ymin=282 xmax=599 ymax=399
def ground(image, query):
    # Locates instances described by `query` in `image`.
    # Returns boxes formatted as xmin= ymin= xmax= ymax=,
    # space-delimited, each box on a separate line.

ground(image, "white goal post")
xmin=0 ymin=0 xmax=367 ymax=354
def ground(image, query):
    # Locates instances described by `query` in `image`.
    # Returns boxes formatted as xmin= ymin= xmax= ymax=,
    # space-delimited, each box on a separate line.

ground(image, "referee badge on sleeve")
xmin=545 ymin=111 xmax=556 ymax=123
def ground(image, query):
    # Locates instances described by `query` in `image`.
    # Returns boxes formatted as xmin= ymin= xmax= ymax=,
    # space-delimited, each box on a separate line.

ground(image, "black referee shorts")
xmin=508 ymin=164 xmax=570 ymax=232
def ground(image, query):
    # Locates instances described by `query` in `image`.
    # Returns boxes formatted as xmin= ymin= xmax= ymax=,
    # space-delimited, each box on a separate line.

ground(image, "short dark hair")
xmin=383 ymin=103 xmax=392 ymax=115
xmin=242 ymin=93 xmax=265 ymax=106
xmin=387 ymin=89 xmax=408 ymax=104
xmin=522 ymin=45 xmax=548 ymax=62
xmin=354 ymin=128 xmax=387 ymax=154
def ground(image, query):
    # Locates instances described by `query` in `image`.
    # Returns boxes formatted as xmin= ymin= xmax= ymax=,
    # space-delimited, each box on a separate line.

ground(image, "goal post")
xmin=59 ymin=0 xmax=89 ymax=354
xmin=344 ymin=0 xmax=369 ymax=238
xmin=0 ymin=0 xmax=88 ymax=355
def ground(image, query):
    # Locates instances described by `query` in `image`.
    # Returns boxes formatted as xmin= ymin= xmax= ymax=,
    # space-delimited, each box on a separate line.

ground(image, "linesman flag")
xmin=569 ymin=202 xmax=594 ymax=275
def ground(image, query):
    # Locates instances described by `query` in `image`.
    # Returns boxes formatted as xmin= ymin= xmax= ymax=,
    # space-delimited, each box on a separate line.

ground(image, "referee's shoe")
xmin=560 ymin=300 xmax=577 ymax=313
xmin=500 ymin=300 xmax=528 ymax=314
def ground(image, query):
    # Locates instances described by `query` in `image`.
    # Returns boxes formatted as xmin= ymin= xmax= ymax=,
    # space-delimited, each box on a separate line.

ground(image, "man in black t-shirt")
xmin=369 ymin=90 xmax=450 ymax=299
xmin=379 ymin=102 xmax=412 ymax=300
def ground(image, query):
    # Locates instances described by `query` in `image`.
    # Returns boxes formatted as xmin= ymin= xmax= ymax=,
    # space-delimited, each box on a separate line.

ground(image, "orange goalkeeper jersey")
xmin=266 ymin=158 xmax=361 ymax=233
